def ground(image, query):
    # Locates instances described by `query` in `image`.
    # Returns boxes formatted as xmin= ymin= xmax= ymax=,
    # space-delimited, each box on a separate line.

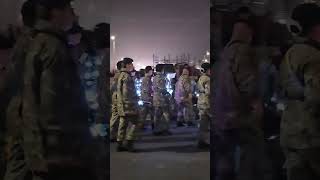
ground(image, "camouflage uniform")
xmin=110 ymin=70 xmax=121 ymax=140
xmin=280 ymin=40 xmax=320 ymax=180
xmin=140 ymin=74 xmax=154 ymax=126
xmin=197 ymin=73 xmax=210 ymax=142
xmin=153 ymin=72 xmax=171 ymax=133
xmin=1 ymin=27 xmax=35 ymax=180
xmin=213 ymin=41 xmax=272 ymax=180
xmin=174 ymin=74 xmax=193 ymax=123
xmin=117 ymin=69 xmax=139 ymax=142
xmin=6 ymin=20 xmax=103 ymax=179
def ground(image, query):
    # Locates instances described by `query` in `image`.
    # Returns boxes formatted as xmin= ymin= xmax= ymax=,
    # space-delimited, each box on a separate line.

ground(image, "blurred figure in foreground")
xmin=280 ymin=3 xmax=320 ymax=180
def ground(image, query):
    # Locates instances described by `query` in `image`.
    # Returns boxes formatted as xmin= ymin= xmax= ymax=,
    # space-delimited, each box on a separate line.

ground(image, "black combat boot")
xmin=117 ymin=141 xmax=127 ymax=152
xmin=197 ymin=141 xmax=210 ymax=149
xmin=126 ymin=140 xmax=138 ymax=153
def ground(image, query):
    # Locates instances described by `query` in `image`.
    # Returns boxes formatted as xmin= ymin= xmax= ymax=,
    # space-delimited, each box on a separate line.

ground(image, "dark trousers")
xmin=212 ymin=128 xmax=273 ymax=180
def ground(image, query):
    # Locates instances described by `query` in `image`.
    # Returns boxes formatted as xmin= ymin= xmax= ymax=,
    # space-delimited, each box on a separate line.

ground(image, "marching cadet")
xmin=153 ymin=65 xmax=172 ymax=136
xmin=280 ymin=3 xmax=320 ymax=180
xmin=197 ymin=63 xmax=211 ymax=149
xmin=117 ymin=58 xmax=139 ymax=152
xmin=175 ymin=66 xmax=195 ymax=127
xmin=140 ymin=66 xmax=154 ymax=129
xmin=110 ymin=61 xmax=122 ymax=142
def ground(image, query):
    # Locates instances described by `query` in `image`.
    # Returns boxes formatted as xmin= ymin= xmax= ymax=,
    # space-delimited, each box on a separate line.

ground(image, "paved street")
xmin=110 ymin=125 xmax=210 ymax=180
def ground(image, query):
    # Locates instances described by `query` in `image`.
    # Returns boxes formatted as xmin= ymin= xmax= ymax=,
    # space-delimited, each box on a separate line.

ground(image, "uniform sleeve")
xmin=303 ymin=55 xmax=320 ymax=114
xmin=111 ymin=72 xmax=119 ymax=93
xmin=197 ymin=78 xmax=203 ymax=93
xmin=205 ymin=78 xmax=210 ymax=96
xmin=117 ymin=74 xmax=125 ymax=116
xmin=233 ymin=44 xmax=258 ymax=99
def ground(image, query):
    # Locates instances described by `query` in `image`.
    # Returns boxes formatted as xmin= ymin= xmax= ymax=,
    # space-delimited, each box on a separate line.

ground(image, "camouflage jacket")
xmin=197 ymin=74 xmax=210 ymax=110
xmin=21 ymin=20 xmax=91 ymax=172
xmin=141 ymin=75 xmax=153 ymax=103
xmin=111 ymin=70 xmax=121 ymax=106
xmin=153 ymin=72 xmax=170 ymax=107
xmin=213 ymin=41 xmax=259 ymax=130
xmin=117 ymin=70 xmax=139 ymax=116
xmin=175 ymin=74 xmax=192 ymax=104
xmin=280 ymin=40 xmax=320 ymax=148
xmin=2 ymin=27 xmax=34 ymax=148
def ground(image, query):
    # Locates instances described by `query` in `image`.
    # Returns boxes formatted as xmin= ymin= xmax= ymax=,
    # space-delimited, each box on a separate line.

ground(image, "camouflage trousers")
xmin=140 ymin=103 xmax=154 ymax=126
xmin=198 ymin=109 xmax=211 ymax=142
xmin=110 ymin=104 xmax=119 ymax=140
xmin=213 ymin=128 xmax=273 ymax=180
xmin=3 ymin=141 xmax=35 ymax=180
xmin=283 ymin=147 xmax=320 ymax=180
xmin=117 ymin=115 xmax=139 ymax=142
xmin=154 ymin=106 xmax=170 ymax=133
xmin=176 ymin=102 xmax=193 ymax=123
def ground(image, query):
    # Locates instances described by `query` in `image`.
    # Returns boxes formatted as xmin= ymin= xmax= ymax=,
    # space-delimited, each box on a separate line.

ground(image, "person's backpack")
xmin=213 ymin=41 xmax=246 ymax=130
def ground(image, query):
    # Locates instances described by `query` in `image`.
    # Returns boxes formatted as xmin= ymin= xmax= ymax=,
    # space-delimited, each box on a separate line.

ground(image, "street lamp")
xmin=206 ymin=51 xmax=210 ymax=56
xmin=111 ymin=35 xmax=116 ymax=62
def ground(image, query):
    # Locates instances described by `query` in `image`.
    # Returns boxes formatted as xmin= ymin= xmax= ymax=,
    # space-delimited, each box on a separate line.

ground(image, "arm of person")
xmin=304 ymin=55 xmax=320 ymax=116
xmin=234 ymin=44 xmax=263 ymax=123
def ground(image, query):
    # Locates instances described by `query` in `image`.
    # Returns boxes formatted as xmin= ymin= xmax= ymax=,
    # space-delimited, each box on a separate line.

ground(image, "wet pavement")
xmin=110 ymin=125 xmax=210 ymax=180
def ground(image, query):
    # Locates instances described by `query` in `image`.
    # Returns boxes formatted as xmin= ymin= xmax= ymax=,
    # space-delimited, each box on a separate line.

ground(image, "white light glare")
xmin=138 ymin=100 xmax=143 ymax=106
xmin=110 ymin=36 xmax=116 ymax=40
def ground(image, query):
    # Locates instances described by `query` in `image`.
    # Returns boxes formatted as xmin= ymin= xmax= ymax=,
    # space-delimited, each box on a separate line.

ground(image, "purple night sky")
xmin=110 ymin=0 xmax=210 ymax=69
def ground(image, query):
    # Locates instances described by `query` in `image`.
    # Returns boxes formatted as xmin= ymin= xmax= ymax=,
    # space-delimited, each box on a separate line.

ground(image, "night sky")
xmin=0 ymin=0 xmax=209 ymax=70
xmin=110 ymin=0 xmax=210 ymax=69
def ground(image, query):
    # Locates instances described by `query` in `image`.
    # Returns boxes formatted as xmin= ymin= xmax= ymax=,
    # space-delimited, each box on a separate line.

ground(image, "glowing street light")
xmin=111 ymin=35 xmax=116 ymax=61
xmin=206 ymin=51 xmax=210 ymax=56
